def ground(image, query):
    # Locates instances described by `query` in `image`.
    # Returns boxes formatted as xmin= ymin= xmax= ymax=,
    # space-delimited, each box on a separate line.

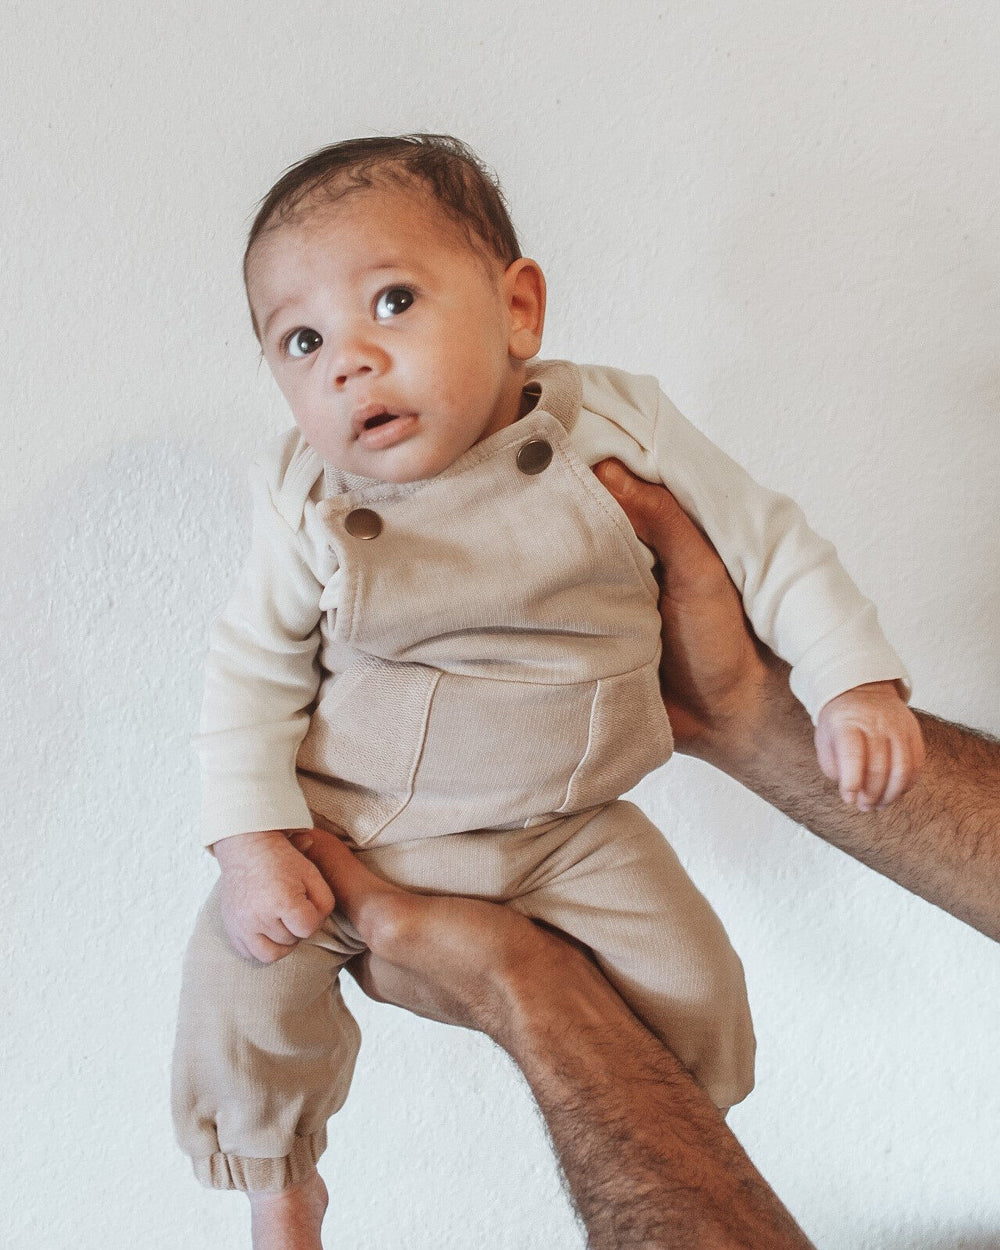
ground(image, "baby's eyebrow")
xmin=261 ymin=301 xmax=295 ymax=340
xmin=363 ymin=256 xmax=418 ymax=275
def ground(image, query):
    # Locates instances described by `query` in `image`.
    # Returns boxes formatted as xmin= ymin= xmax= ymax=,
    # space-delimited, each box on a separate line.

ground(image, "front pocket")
xmin=561 ymin=662 xmax=674 ymax=812
xmin=296 ymin=656 xmax=439 ymax=845
xmin=391 ymin=671 xmax=596 ymax=836
xmin=355 ymin=667 xmax=674 ymax=844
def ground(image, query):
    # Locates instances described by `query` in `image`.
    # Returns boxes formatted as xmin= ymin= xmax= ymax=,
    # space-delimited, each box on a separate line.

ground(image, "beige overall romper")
xmin=172 ymin=363 xmax=756 ymax=1192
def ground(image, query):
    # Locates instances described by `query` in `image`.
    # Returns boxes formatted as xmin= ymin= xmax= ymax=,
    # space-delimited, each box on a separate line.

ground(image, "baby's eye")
xmin=286 ymin=328 xmax=323 ymax=358
xmin=374 ymin=287 xmax=415 ymax=320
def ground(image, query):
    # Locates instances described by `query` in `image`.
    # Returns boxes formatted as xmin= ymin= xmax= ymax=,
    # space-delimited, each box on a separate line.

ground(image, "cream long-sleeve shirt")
xmin=196 ymin=361 xmax=909 ymax=846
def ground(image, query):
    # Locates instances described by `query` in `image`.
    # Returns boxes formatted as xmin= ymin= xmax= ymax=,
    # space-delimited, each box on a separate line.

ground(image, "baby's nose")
xmin=332 ymin=341 xmax=385 ymax=388
xmin=335 ymin=360 xmax=372 ymax=387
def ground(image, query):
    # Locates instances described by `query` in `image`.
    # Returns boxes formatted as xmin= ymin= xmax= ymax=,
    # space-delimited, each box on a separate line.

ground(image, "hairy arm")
xmin=594 ymin=458 xmax=1000 ymax=942
xmin=725 ymin=681 xmax=1000 ymax=940
xmin=499 ymin=938 xmax=813 ymax=1249
xmin=291 ymin=828 xmax=814 ymax=1249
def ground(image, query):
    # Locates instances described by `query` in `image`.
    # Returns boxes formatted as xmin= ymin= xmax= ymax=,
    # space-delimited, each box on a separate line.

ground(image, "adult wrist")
xmin=680 ymin=654 xmax=791 ymax=780
xmin=488 ymin=925 xmax=633 ymax=1060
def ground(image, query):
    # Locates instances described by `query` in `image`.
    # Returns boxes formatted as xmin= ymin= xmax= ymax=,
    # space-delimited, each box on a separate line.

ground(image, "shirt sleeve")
xmin=650 ymin=389 xmax=911 ymax=722
xmin=194 ymin=457 xmax=324 ymax=847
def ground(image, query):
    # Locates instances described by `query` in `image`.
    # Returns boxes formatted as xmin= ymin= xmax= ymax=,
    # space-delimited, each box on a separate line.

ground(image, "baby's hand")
xmin=213 ymin=829 xmax=336 ymax=963
xmin=814 ymin=681 xmax=925 ymax=812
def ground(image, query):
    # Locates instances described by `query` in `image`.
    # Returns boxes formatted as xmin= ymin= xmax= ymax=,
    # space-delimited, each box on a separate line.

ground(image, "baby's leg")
xmin=171 ymin=880 xmax=364 ymax=1205
xmin=506 ymin=801 xmax=756 ymax=1111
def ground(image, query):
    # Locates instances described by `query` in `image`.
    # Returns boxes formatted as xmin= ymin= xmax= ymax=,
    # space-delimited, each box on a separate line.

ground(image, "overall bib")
xmin=172 ymin=362 xmax=756 ymax=1191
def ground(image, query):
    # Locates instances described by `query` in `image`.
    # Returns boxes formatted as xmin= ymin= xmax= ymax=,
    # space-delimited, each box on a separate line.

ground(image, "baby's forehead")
xmin=254 ymin=177 xmax=495 ymax=276
xmin=285 ymin=179 xmax=461 ymax=244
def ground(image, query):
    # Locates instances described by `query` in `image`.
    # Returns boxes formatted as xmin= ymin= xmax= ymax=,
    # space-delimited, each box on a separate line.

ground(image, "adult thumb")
xmin=592 ymin=458 xmax=689 ymax=553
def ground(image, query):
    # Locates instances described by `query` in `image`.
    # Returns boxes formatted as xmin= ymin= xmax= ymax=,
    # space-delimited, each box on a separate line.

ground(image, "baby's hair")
xmin=244 ymin=134 xmax=522 ymax=336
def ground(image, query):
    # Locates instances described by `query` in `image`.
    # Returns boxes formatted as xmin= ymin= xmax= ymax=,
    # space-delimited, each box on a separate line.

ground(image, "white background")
xmin=3 ymin=2 xmax=998 ymax=1246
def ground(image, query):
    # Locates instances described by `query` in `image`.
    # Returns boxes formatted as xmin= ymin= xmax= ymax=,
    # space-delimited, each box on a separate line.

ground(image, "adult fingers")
xmin=344 ymin=948 xmax=471 ymax=1028
xmin=593 ymin=459 xmax=704 ymax=570
xmin=296 ymin=827 xmax=400 ymax=932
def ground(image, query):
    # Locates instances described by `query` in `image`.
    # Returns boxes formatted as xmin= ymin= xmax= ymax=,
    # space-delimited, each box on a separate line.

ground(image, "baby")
xmin=171 ymin=134 xmax=924 ymax=1245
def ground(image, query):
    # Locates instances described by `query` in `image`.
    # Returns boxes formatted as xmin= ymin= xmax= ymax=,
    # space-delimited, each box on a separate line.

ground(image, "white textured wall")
xmin=3 ymin=2 xmax=998 ymax=1246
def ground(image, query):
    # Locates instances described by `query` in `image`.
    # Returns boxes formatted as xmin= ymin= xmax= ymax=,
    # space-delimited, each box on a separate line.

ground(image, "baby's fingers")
xmin=878 ymin=715 xmax=926 ymax=807
xmin=814 ymin=721 xmax=839 ymax=784
xmin=879 ymin=736 xmax=912 ymax=807
xmin=259 ymin=915 xmax=301 ymax=946
xmin=833 ymin=725 xmax=867 ymax=805
xmin=281 ymin=895 xmax=326 ymax=940
xmin=245 ymin=931 xmax=297 ymax=964
xmin=858 ymin=737 xmax=891 ymax=812
xmin=303 ymin=861 xmax=336 ymax=920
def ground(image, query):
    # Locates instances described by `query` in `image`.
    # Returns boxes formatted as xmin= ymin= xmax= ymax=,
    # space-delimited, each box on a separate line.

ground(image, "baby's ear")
xmin=505 ymin=259 xmax=546 ymax=360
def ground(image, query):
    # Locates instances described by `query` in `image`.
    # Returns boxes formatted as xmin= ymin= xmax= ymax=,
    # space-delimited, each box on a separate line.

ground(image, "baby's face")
xmin=247 ymin=185 xmax=538 ymax=482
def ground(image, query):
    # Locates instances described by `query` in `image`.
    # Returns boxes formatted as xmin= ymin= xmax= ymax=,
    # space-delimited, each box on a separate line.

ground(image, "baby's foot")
xmin=248 ymin=1169 xmax=328 ymax=1250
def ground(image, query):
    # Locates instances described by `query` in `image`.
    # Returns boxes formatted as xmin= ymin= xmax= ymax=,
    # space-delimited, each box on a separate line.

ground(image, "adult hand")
xmin=290 ymin=824 xmax=815 ymax=1249
xmin=290 ymin=827 xmax=531 ymax=1032
xmin=594 ymin=459 xmax=1000 ymax=941
xmin=593 ymin=458 xmax=777 ymax=761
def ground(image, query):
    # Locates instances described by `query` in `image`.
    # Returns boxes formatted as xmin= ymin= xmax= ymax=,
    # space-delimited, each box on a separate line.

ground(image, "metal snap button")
xmin=344 ymin=507 xmax=383 ymax=539
xmin=516 ymin=439 xmax=552 ymax=475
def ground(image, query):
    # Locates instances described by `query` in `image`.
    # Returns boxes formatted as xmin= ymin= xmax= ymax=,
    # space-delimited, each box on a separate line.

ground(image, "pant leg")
xmin=506 ymin=801 xmax=756 ymax=1110
xmin=171 ymin=881 xmax=365 ymax=1191
xmin=171 ymin=800 xmax=753 ymax=1192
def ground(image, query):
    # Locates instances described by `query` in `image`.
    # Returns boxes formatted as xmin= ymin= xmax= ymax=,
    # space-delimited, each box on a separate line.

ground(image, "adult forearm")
xmin=496 ymin=949 xmax=814 ymax=1250
xmin=705 ymin=671 xmax=1000 ymax=941
xmin=298 ymin=827 xmax=814 ymax=1246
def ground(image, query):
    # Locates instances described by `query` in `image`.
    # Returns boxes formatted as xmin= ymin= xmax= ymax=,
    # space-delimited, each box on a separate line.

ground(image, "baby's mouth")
xmin=354 ymin=407 xmax=419 ymax=448
xmin=353 ymin=404 xmax=407 ymax=437
xmin=363 ymin=412 xmax=398 ymax=430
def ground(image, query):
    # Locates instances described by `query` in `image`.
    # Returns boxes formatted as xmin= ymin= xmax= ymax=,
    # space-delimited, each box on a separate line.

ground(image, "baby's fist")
xmin=814 ymin=681 xmax=925 ymax=812
xmin=214 ymin=829 xmax=336 ymax=963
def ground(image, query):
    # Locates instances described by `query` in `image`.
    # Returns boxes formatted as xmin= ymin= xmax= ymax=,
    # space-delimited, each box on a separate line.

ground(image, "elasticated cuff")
xmin=191 ymin=1127 xmax=327 ymax=1192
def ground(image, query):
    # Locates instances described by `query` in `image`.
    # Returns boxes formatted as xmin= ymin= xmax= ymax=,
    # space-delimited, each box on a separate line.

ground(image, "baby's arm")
xmin=816 ymin=681 xmax=925 ymax=811
xmin=197 ymin=454 xmax=325 ymax=843
xmin=197 ymin=440 xmax=335 ymax=957
xmin=640 ymin=380 xmax=922 ymax=807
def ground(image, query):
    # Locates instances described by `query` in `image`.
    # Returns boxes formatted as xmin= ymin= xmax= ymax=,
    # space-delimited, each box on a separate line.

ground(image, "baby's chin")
xmin=304 ymin=415 xmax=485 ymax=484
xmin=324 ymin=446 xmax=457 ymax=485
